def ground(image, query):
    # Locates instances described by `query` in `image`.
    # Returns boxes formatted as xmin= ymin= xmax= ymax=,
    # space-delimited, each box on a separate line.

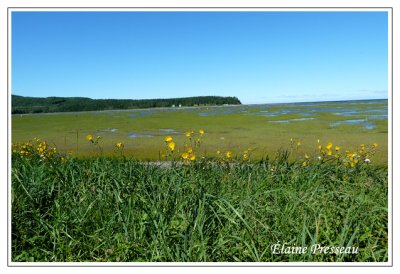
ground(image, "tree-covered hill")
xmin=11 ymin=95 xmax=241 ymax=114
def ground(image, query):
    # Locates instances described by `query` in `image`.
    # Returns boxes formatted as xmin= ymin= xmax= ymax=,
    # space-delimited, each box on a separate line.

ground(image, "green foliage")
xmin=11 ymin=153 xmax=388 ymax=262
xmin=11 ymin=95 xmax=242 ymax=114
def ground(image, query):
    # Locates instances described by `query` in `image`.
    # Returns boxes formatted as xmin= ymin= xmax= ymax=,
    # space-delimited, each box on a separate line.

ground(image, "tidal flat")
xmin=12 ymin=99 xmax=388 ymax=164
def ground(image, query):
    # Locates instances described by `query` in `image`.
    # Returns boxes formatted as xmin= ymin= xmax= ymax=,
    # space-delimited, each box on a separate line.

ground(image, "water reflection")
xmin=330 ymin=120 xmax=376 ymax=130
xmin=128 ymin=133 xmax=153 ymax=138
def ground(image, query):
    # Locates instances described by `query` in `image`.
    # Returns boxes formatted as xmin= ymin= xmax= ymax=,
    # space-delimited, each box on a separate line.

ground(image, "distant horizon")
xmin=11 ymin=11 xmax=389 ymax=104
xmin=11 ymin=93 xmax=388 ymax=106
xmin=11 ymin=91 xmax=389 ymax=105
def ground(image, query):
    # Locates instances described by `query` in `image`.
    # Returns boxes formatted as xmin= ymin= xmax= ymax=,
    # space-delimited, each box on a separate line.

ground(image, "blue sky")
xmin=11 ymin=11 xmax=388 ymax=104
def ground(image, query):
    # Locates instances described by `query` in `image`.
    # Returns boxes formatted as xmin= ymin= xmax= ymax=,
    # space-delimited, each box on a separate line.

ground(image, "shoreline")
xmin=11 ymin=98 xmax=388 ymax=116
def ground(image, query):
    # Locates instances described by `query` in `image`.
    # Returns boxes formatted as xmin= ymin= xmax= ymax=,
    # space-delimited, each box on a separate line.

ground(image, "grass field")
xmin=11 ymin=99 xmax=389 ymax=262
xmin=12 ymin=99 xmax=388 ymax=164
xmin=12 ymin=151 xmax=388 ymax=262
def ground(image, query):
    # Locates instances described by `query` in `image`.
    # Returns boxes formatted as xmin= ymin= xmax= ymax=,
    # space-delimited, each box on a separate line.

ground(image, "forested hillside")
xmin=11 ymin=95 xmax=241 ymax=114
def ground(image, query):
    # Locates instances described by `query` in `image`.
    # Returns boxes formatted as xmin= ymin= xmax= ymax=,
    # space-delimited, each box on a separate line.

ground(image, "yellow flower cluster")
xmin=318 ymin=142 xmax=339 ymax=157
xmin=162 ymin=135 xmax=176 ymax=159
xmin=185 ymin=129 xmax=205 ymax=147
xmin=86 ymin=134 xmax=101 ymax=144
xmin=302 ymin=140 xmax=379 ymax=168
xmin=165 ymin=136 xmax=176 ymax=152
xmin=215 ymin=147 xmax=253 ymax=162
xmin=215 ymin=150 xmax=233 ymax=162
xmin=183 ymin=129 xmax=205 ymax=162
xmin=12 ymin=138 xmax=64 ymax=162
xmin=162 ymin=129 xmax=205 ymax=162
xmin=342 ymin=143 xmax=378 ymax=167
xmin=181 ymin=148 xmax=196 ymax=162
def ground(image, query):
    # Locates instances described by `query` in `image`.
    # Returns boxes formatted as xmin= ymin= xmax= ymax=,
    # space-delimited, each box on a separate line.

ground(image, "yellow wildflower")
xmin=326 ymin=142 xmax=333 ymax=150
xmin=226 ymin=151 xmax=232 ymax=158
xmin=116 ymin=142 xmax=124 ymax=149
xmin=318 ymin=145 xmax=322 ymax=151
xmin=335 ymin=146 xmax=340 ymax=151
xmin=305 ymin=153 xmax=309 ymax=159
xmin=185 ymin=131 xmax=191 ymax=137
xmin=165 ymin=136 xmax=173 ymax=142
xmin=327 ymin=150 xmax=332 ymax=156
xmin=189 ymin=154 xmax=196 ymax=161
xmin=187 ymin=147 xmax=193 ymax=153
xmin=372 ymin=143 xmax=378 ymax=148
xmin=199 ymin=129 xmax=205 ymax=135
xmin=86 ymin=134 xmax=93 ymax=142
xmin=181 ymin=152 xmax=189 ymax=159
xmin=168 ymin=141 xmax=175 ymax=151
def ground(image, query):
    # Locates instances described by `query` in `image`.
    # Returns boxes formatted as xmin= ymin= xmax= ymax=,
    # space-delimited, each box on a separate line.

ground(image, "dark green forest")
xmin=11 ymin=95 xmax=241 ymax=114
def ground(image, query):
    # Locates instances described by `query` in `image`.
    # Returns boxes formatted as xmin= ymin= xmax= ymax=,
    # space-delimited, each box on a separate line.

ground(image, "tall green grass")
xmin=11 ymin=154 xmax=388 ymax=262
